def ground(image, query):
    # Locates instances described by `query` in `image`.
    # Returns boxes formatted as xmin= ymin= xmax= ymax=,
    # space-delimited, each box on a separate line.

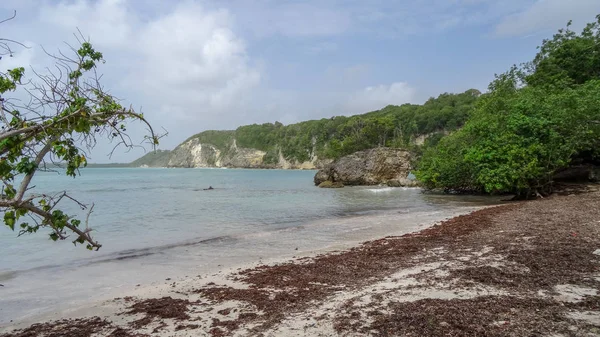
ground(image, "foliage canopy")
xmin=417 ymin=16 xmax=600 ymax=198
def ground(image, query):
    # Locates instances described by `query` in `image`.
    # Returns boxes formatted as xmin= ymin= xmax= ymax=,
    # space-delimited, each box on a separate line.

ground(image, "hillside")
xmin=128 ymin=149 xmax=172 ymax=168
xmin=131 ymin=89 xmax=480 ymax=168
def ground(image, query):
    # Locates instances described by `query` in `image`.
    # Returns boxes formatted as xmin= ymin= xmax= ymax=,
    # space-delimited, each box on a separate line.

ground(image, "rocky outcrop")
xmin=219 ymin=146 xmax=266 ymax=168
xmin=148 ymin=137 xmax=329 ymax=169
xmin=314 ymin=147 xmax=418 ymax=187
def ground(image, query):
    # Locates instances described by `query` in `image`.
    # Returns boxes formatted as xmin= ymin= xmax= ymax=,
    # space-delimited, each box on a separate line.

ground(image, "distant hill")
xmin=128 ymin=149 xmax=171 ymax=167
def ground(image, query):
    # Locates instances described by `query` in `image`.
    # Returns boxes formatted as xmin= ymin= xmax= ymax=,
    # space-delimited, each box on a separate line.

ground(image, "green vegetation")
xmin=417 ymin=17 xmax=600 ymax=198
xmin=185 ymin=89 xmax=480 ymax=163
xmin=129 ymin=150 xmax=171 ymax=167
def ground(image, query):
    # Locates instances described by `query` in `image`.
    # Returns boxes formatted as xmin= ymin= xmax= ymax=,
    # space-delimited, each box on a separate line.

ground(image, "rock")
xmin=314 ymin=168 xmax=332 ymax=185
xmin=318 ymin=180 xmax=344 ymax=188
xmin=167 ymin=138 xmax=220 ymax=168
xmin=219 ymin=140 xmax=266 ymax=168
xmin=314 ymin=147 xmax=418 ymax=187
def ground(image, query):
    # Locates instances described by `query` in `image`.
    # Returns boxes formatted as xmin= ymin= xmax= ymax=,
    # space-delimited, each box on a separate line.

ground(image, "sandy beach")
xmin=1 ymin=184 xmax=599 ymax=336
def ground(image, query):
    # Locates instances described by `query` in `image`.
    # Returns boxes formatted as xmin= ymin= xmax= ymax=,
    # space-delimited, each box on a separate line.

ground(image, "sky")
xmin=1 ymin=0 xmax=600 ymax=163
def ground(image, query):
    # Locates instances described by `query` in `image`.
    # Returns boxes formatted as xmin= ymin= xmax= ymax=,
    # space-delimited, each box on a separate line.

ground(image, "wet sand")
xmin=2 ymin=184 xmax=599 ymax=336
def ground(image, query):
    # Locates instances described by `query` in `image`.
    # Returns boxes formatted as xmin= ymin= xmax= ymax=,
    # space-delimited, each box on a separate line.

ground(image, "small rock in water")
xmin=0 ymin=284 xmax=3 ymax=287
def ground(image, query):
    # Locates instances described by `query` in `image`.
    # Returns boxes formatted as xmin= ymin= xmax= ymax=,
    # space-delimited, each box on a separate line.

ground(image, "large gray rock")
xmin=314 ymin=147 xmax=418 ymax=187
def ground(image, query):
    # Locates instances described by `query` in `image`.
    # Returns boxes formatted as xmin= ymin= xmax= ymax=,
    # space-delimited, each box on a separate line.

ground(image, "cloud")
xmin=0 ymin=41 xmax=35 ymax=71
xmin=345 ymin=82 xmax=417 ymax=114
xmin=494 ymin=0 xmax=600 ymax=37
xmin=219 ymin=0 xmax=524 ymax=40
xmin=229 ymin=1 xmax=352 ymax=38
xmin=41 ymin=0 xmax=133 ymax=48
xmin=125 ymin=2 xmax=260 ymax=121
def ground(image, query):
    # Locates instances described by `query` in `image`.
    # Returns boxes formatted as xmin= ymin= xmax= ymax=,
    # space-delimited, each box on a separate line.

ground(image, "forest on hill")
xmin=179 ymin=88 xmax=481 ymax=164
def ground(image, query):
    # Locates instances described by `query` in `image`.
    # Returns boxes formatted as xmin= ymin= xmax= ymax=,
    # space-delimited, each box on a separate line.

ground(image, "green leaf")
xmin=4 ymin=211 xmax=16 ymax=231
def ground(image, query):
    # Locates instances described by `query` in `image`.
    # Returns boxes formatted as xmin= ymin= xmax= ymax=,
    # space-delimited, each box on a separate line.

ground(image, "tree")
xmin=417 ymin=16 xmax=600 ymax=198
xmin=1 ymin=21 xmax=161 ymax=250
xmin=525 ymin=15 xmax=600 ymax=88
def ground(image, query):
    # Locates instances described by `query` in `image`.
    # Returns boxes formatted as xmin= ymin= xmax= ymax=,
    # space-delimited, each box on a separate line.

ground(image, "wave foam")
xmin=365 ymin=187 xmax=395 ymax=193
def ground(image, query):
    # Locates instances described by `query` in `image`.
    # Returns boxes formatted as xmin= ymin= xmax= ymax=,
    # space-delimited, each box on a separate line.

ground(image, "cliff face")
xmin=314 ymin=147 xmax=418 ymax=187
xmin=137 ymin=138 xmax=329 ymax=169
xmin=167 ymin=139 xmax=221 ymax=168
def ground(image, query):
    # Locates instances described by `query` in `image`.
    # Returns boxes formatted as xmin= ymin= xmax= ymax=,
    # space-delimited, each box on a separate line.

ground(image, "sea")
xmin=0 ymin=168 xmax=500 ymax=325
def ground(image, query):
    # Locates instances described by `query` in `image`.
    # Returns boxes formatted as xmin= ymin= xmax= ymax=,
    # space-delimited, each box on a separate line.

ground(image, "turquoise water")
xmin=0 ymin=168 xmax=498 ymax=324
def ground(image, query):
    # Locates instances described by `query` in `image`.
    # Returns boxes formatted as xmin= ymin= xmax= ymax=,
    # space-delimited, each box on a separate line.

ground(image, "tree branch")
xmin=14 ymin=137 xmax=57 ymax=202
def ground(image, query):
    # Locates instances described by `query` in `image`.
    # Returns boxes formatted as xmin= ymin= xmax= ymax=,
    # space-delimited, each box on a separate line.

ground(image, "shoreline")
xmin=0 ymin=205 xmax=487 ymax=329
xmin=2 ymin=186 xmax=599 ymax=336
xmin=0 ymin=194 xmax=492 ymax=328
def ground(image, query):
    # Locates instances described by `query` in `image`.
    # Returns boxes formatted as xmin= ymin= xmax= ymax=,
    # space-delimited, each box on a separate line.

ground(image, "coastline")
xmin=2 ymin=186 xmax=599 ymax=336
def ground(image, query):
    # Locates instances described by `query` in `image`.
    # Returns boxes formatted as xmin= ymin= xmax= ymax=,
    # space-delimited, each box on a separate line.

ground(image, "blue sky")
xmin=2 ymin=0 xmax=600 ymax=162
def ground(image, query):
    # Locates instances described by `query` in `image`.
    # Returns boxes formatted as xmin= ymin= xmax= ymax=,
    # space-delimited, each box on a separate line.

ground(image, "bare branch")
xmin=0 ymin=10 xmax=16 ymax=25
xmin=14 ymin=137 xmax=57 ymax=202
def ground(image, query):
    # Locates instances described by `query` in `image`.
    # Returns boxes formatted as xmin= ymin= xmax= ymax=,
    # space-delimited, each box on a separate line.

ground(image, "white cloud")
xmin=494 ymin=0 xmax=600 ymax=37
xmin=345 ymin=82 xmax=417 ymax=114
xmin=41 ymin=0 xmax=133 ymax=48
xmin=230 ymin=1 xmax=352 ymax=38
xmin=126 ymin=2 xmax=260 ymax=119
